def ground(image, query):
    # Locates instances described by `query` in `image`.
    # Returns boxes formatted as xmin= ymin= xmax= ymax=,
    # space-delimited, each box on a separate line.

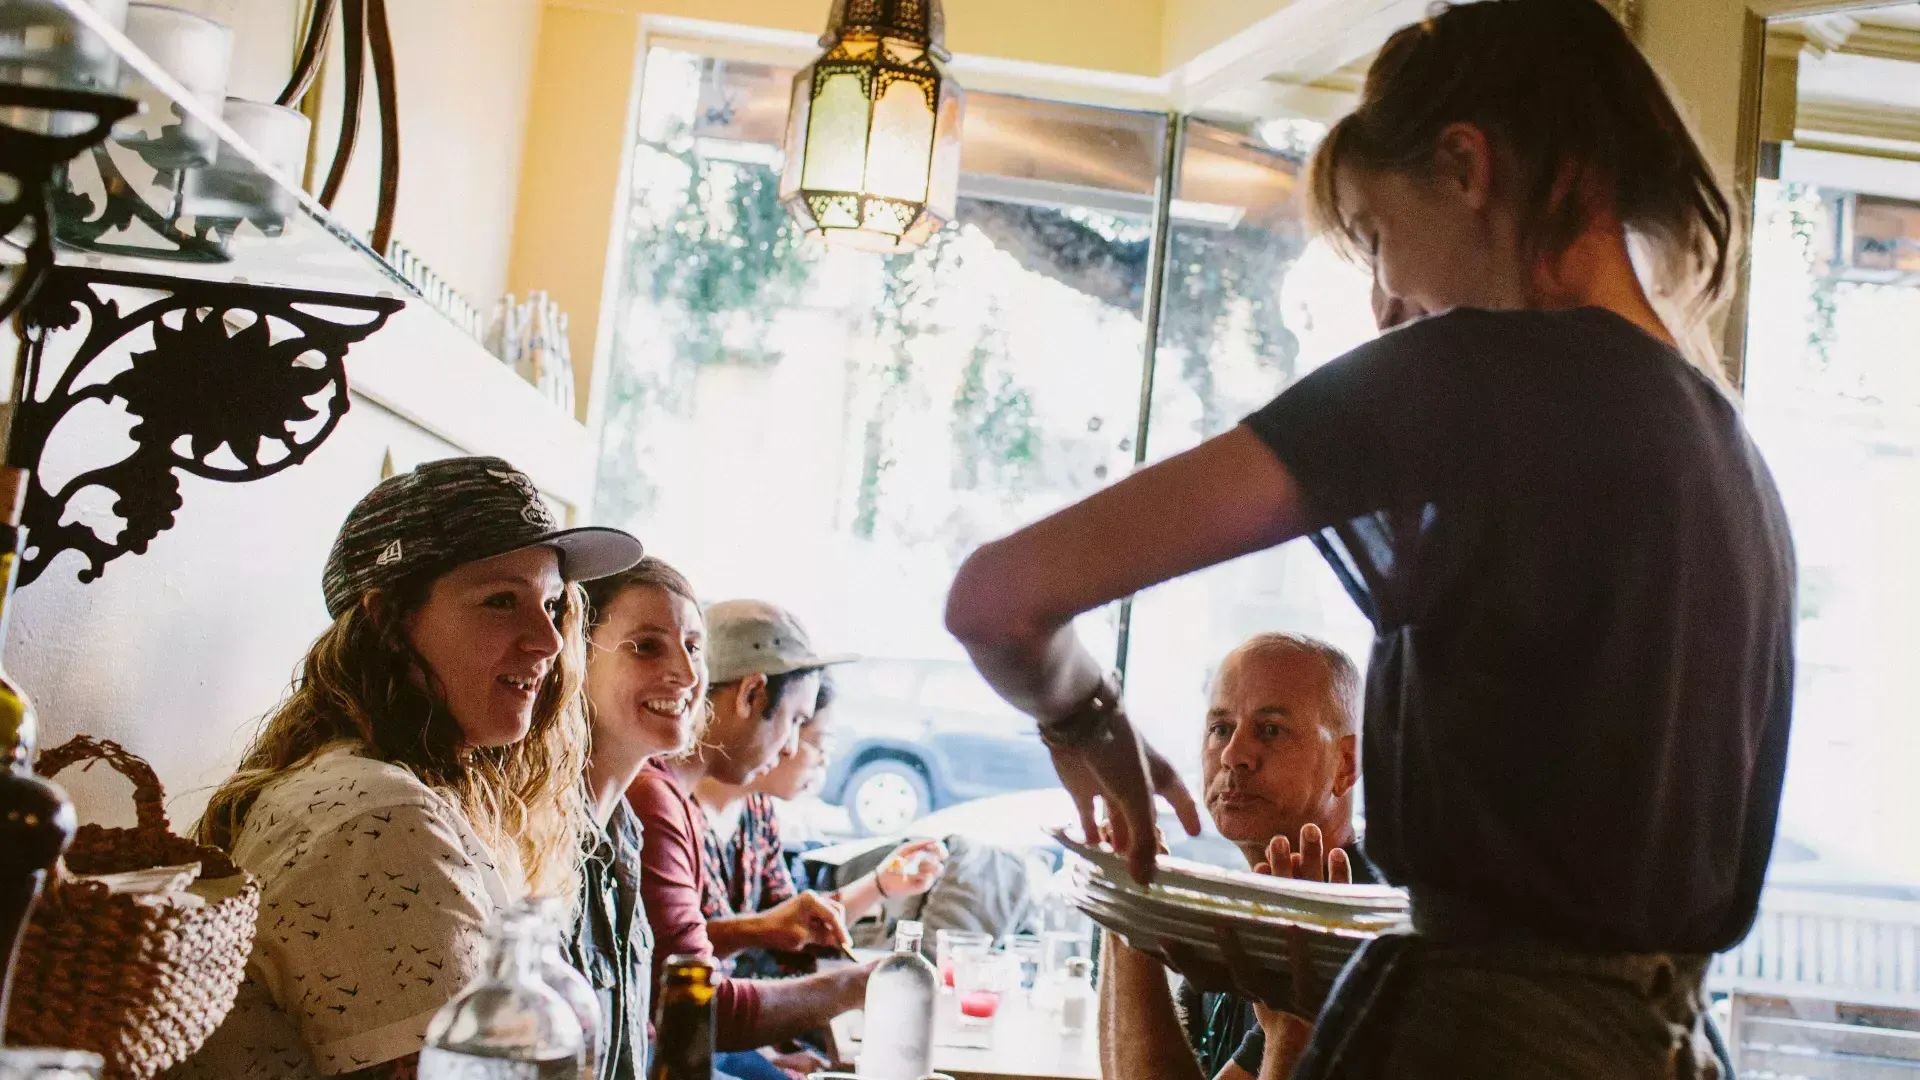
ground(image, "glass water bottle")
xmin=855 ymin=921 xmax=937 ymax=1080
xmin=419 ymin=909 xmax=585 ymax=1080
xmin=515 ymin=897 xmax=602 ymax=1080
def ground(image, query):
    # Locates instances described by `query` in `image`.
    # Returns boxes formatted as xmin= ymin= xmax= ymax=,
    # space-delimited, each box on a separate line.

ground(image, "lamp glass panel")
xmin=864 ymin=75 xmax=936 ymax=203
xmin=780 ymin=66 xmax=813 ymax=200
xmin=802 ymin=70 xmax=874 ymax=192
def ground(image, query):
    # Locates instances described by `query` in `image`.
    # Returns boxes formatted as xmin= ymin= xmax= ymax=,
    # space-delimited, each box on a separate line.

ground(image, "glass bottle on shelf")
xmin=856 ymin=920 xmax=937 ymax=1080
xmin=419 ymin=908 xmax=585 ymax=1080
xmin=520 ymin=292 xmax=549 ymax=389
xmin=0 ymin=466 xmax=76 ymax=1030
xmin=648 ymin=954 xmax=715 ymax=1080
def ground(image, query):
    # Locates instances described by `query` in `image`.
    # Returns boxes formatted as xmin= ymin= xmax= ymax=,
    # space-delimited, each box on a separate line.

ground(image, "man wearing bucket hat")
xmin=185 ymin=456 xmax=643 ymax=1079
xmin=628 ymin=599 xmax=869 ymax=1063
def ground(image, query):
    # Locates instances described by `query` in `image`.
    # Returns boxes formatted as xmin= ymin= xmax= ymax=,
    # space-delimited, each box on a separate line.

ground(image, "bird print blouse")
xmin=177 ymin=742 xmax=518 ymax=1078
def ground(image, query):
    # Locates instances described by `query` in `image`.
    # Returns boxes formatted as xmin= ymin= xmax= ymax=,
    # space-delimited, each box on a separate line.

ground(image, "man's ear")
xmin=1333 ymin=733 xmax=1360 ymax=799
xmin=737 ymin=672 xmax=770 ymax=720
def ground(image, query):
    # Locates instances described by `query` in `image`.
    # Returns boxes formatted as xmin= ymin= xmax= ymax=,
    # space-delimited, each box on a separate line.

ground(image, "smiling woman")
xmin=176 ymin=456 xmax=644 ymax=1080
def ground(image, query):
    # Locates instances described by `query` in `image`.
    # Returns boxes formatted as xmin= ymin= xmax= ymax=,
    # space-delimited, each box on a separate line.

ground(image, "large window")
xmin=1743 ymin=180 xmax=1920 ymax=898
xmin=596 ymin=50 xmax=1369 ymax=840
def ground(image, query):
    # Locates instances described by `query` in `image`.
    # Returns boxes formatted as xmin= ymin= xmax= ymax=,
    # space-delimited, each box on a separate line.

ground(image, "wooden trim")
xmin=1723 ymin=9 xmax=1771 ymax=393
xmin=1745 ymin=0 xmax=1912 ymax=17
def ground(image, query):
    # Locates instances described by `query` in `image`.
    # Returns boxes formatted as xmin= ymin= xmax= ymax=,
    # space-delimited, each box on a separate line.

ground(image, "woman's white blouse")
xmin=180 ymin=743 xmax=518 ymax=1077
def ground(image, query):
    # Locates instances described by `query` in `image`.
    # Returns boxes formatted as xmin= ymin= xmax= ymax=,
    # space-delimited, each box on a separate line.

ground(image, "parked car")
xmin=819 ymin=658 xmax=1059 ymax=836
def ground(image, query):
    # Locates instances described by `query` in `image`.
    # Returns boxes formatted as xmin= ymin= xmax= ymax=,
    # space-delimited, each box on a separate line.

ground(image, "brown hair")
xmin=1224 ymin=632 xmax=1362 ymax=737
xmin=198 ymin=572 xmax=592 ymax=901
xmin=582 ymin=556 xmax=713 ymax=753
xmin=583 ymin=556 xmax=700 ymax=629
xmin=1307 ymin=0 xmax=1736 ymax=324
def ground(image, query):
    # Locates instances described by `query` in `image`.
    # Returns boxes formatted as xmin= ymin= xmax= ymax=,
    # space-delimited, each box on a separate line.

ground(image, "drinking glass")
xmin=115 ymin=3 xmax=232 ymax=171
xmin=181 ymin=98 xmax=310 ymax=234
xmin=0 ymin=0 xmax=129 ymax=134
xmin=934 ymin=928 xmax=991 ymax=993
xmin=950 ymin=941 xmax=1004 ymax=1027
xmin=1009 ymin=934 xmax=1043 ymax=995
xmin=1042 ymin=928 xmax=1091 ymax=985
xmin=0 ymin=1049 xmax=104 ymax=1080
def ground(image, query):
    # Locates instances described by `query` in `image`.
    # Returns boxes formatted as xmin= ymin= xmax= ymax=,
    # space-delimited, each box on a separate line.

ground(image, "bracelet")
xmin=1037 ymin=673 xmax=1124 ymax=750
xmin=874 ymin=870 xmax=895 ymax=900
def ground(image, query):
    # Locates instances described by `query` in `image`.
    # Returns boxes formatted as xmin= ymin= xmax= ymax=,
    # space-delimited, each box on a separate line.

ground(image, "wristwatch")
xmin=1038 ymin=673 xmax=1124 ymax=750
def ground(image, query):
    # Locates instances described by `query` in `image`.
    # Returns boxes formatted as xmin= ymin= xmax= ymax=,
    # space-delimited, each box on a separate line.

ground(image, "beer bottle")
xmin=649 ymin=954 xmax=715 ymax=1080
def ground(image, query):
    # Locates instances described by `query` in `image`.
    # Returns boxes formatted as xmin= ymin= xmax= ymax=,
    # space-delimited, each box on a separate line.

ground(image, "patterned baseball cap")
xmin=322 ymin=456 xmax=643 ymax=617
xmin=705 ymin=599 xmax=858 ymax=685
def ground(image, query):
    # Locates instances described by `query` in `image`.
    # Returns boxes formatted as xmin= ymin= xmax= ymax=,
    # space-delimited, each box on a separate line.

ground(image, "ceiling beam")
xmin=1171 ymin=0 xmax=1431 ymax=114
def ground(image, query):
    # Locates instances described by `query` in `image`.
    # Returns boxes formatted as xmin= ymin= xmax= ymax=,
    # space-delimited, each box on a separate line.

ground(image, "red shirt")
xmin=627 ymin=760 xmax=762 ymax=1049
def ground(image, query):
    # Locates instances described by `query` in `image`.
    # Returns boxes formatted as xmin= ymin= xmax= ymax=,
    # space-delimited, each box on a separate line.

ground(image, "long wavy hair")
xmin=198 ymin=570 xmax=591 ymax=901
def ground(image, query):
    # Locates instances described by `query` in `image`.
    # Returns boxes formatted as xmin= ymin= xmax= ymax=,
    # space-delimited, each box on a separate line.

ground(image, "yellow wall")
xmin=509 ymin=0 xmax=1170 ymax=422
xmin=1638 ymin=0 xmax=1754 ymax=180
xmin=508 ymin=6 xmax=642 ymax=423
xmin=557 ymin=0 xmax=1166 ymax=75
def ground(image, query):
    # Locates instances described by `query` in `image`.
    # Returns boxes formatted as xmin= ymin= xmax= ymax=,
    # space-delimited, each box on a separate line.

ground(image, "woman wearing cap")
xmin=183 ymin=456 xmax=644 ymax=1080
xmin=947 ymin=4 xmax=1792 ymax=1077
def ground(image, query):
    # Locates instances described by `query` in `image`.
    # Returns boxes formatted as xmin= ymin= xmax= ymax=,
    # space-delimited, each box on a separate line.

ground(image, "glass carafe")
xmin=856 ymin=921 xmax=937 ymax=1080
xmin=512 ymin=897 xmax=601 ymax=1080
xmin=419 ymin=909 xmax=585 ymax=1080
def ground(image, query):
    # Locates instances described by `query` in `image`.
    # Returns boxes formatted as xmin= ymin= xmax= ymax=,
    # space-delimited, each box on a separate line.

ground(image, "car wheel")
xmin=846 ymin=758 xmax=931 ymax=837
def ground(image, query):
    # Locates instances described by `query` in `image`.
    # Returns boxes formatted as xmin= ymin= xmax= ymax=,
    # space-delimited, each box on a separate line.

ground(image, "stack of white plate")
xmin=1054 ymin=829 xmax=1411 ymax=983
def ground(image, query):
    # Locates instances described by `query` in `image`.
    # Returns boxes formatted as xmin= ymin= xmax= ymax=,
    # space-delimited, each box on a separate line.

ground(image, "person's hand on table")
xmin=1159 ymin=823 xmax=1351 ymax=1040
xmin=876 ymin=837 xmax=948 ymax=899
xmin=1050 ymin=707 xmax=1199 ymax=884
xmin=754 ymin=890 xmax=854 ymax=953
xmin=762 ymin=1046 xmax=829 ymax=1080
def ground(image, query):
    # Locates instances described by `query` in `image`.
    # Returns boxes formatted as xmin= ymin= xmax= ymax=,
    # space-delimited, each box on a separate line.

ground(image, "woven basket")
xmin=4 ymin=736 xmax=259 ymax=1080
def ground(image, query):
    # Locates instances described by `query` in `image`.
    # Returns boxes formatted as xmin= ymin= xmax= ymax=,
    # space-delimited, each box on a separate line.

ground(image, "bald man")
xmin=1098 ymin=633 xmax=1368 ymax=1080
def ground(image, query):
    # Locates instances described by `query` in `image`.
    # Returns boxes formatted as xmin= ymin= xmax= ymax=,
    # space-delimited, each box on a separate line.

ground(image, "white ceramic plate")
xmin=1053 ymin=829 xmax=1408 ymax=915
xmin=1071 ymin=889 xmax=1355 ymax=981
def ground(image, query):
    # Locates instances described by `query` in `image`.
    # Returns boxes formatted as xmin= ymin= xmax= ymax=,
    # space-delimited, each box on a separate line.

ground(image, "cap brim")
xmin=539 ymin=526 xmax=645 ymax=583
xmin=717 ymin=652 xmax=860 ymax=683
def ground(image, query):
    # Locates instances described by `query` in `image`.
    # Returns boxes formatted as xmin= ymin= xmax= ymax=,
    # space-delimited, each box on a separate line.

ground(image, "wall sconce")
xmin=779 ymin=0 xmax=964 ymax=254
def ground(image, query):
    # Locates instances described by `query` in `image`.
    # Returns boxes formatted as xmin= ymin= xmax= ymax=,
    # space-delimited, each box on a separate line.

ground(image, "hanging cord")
xmin=316 ymin=0 xmax=366 ymax=210
xmin=275 ymin=0 xmax=336 ymax=108
xmin=364 ymin=0 xmax=401 ymax=254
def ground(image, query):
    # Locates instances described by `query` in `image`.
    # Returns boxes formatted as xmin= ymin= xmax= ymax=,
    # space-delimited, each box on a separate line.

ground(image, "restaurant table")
xmin=827 ymin=986 xmax=1100 ymax=1080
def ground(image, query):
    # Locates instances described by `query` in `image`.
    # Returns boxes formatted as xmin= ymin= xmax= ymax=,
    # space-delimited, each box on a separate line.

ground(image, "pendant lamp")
xmin=779 ymin=0 xmax=964 ymax=254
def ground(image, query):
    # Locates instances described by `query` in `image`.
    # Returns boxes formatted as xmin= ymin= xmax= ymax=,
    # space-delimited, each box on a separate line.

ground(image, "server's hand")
xmin=1050 ymin=709 xmax=1199 ymax=884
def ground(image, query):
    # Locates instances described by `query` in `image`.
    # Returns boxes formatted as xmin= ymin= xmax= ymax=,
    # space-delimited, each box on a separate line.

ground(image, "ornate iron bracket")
xmin=0 ymin=85 xmax=140 ymax=323
xmin=11 ymin=265 xmax=403 ymax=586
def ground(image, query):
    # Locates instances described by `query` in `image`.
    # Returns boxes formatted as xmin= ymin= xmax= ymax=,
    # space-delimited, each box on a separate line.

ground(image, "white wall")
xmin=10 ymin=390 xmax=460 ymax=832
xmin=315 ymin=0 xmax=545 ymax=305
xmin=160 ymin=0 xmax=544 ymax=305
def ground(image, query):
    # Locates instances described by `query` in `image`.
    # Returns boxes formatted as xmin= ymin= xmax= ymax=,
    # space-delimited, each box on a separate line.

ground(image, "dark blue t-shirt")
xmin=1243 ymin=308 xmax=1796 ymax=954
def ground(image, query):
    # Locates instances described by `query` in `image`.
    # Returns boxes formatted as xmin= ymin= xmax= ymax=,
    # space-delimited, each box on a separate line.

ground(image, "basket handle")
xmin=33 ymin=735 xmax=169 ymax=834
